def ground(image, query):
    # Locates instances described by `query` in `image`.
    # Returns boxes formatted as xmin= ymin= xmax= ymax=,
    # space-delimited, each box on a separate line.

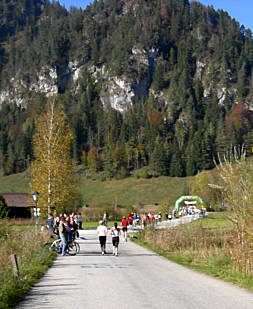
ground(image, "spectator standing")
xmin=132 ymin=213 xmax=137 ymax=226
xmin=59 ymin=217 xmax=67 ymax=256
xmin=96 ymin=220 xmax=107 ymax=255
xmin=142 ymin=213 xmax=147 ymax=228
xmin=46 ymin=213 xmax=54 ymax=231
xmin=70 ymin=217 xmax=79 ymax=239
xmin=103 ymin=211 xmax=108 ymax=227
xmin=65 ymin=216 xmax=72 ymax=241
xmin=78 ymin=213 xmax=83 ymax=230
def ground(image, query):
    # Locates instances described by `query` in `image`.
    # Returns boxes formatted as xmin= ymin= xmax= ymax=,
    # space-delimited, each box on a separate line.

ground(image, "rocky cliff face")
xmin=0 ymin=46 xmax=160 ymax=112
xmin=0 ymin=48 xmax=242 ymax=112
xmin=0 ymin=0 xmax=252 ymax=116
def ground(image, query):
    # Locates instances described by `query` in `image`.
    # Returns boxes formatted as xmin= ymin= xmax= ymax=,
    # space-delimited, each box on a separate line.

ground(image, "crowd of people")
xmin=45 ymin=213 xmax=82 ymax=256
xmin=44 ymin=207 xmax=206 ymax=257
xmin=176 ymin=206 xmax=207 ymax=217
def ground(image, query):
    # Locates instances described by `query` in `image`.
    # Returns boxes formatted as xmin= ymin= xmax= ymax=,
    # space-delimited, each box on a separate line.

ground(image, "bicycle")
xmin=49 ymin=238 xmax=80 ymax=255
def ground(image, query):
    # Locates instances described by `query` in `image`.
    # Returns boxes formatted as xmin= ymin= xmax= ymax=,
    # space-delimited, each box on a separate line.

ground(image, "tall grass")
xmin=134 ymin=217 xmax=253 ymax=291
xmin=0 ymin=220 xmax=55 ymax=309
xmin=216 ymin=150 xmax=253 ymax=274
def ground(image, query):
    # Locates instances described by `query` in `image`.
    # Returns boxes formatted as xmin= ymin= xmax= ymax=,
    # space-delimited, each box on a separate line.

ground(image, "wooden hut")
xmin=2 ymin=193 xmax=33 ymax=218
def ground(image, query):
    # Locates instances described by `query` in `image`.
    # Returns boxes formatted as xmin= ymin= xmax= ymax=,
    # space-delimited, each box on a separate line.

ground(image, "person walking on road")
xmin=121 ymin=216 xmax=128 ymax=242
xmin=110 ymin=222 xmax=121 ymax=256
xmin=96 ymin=220 xmax=107 ymax=255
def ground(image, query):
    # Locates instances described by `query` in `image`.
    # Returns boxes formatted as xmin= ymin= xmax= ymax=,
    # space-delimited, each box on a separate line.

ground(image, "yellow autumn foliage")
xmin=30 ymin=97 xmax=79 ymax=217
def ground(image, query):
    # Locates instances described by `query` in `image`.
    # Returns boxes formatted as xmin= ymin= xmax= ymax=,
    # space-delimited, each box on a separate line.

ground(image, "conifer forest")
xmin=0 ymin=0 xmax=253 ymax=178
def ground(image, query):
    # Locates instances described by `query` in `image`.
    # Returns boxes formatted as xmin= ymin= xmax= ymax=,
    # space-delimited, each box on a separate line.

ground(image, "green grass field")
xmin=0 ymin=171 xmax=30 ymax=193
xmin=193 ymin=212 xmax=233 ymax=229
xmin=79 ymin=176 xmax=190 ymax=207
xmin=0 ymin=172 xmax=191 ymax=208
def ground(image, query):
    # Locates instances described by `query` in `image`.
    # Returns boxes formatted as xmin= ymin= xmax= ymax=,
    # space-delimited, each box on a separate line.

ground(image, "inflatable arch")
xmin=175 ymin=195 xmax=204 ymax=212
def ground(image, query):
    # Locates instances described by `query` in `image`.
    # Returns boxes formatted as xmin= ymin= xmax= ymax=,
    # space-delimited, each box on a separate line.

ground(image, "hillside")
xmin=0 ymin=0 xmax=252 ymax=178
xmin=0 ymin=171 xmax=190 ymax=207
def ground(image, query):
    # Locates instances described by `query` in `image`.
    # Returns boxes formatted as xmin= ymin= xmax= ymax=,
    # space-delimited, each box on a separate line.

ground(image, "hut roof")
xmin=1 ymin=193 xmax=34 ymax=208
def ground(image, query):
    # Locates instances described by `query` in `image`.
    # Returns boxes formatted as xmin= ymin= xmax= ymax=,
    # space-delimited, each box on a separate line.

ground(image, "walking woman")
xmin=96 ymin=220 xmax=107 ymax=255
xmin=110 ymin=222 xmax=121 ymax=256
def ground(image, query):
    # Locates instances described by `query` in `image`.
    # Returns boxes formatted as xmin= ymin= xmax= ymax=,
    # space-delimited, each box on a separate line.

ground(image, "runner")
xmin=109 ymin=222 xmax=121 ymax=256
xmin=96 ymin=220 xmax=107 ymax=255
xmin=121 ymin=216 xmax=128 ymax=242
xmin=127 ymin=213 xmax=133 ymax=226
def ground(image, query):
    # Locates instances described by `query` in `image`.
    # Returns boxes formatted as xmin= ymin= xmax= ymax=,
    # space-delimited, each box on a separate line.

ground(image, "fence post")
xmin=10 ymin=254 xmax=19 ymax=279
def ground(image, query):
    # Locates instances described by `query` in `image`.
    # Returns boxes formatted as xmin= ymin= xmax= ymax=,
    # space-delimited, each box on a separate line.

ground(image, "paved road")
xmin=17 ymin=229 xmax=253 ymax=309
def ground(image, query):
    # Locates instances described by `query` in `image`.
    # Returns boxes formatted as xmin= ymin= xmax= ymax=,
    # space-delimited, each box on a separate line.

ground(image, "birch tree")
xmin=30 ymin=97 xmax=78 ymax=217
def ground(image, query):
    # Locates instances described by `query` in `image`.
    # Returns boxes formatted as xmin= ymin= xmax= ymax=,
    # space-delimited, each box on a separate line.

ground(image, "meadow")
xmin=0 ymin=171 xmax=190 ymax=208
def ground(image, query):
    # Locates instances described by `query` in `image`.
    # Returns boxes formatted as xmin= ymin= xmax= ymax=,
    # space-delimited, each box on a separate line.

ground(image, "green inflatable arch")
xmin=175 ymin=195 xmax=204 ymax=211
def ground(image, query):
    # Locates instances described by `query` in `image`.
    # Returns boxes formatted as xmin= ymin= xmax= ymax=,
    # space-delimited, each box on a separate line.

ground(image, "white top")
xmin=111 ymin=227 xmax=120 ymax=237
xmin=97 ymin=225 xmax=107 ymax=236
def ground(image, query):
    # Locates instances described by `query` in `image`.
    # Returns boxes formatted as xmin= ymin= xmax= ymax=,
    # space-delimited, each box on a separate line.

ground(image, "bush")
xmin=133 ymin=168 xmax=151 ymax=179
xmin=115 ymin=167 xmax=128 ymax=180
xmin=0 ymin=195 xmax=8 ymax=219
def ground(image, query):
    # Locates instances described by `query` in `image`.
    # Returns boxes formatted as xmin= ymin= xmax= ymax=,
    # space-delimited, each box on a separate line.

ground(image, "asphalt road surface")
xmin=17 ymin=229 xmax=253 ymax=309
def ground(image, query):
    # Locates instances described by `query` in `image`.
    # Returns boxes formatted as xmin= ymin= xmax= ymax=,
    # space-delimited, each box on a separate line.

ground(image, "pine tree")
xmin=102 ymin=147 xmax=115 ymax=179
xmin=150 ymin=137 xmax=168 ymax=176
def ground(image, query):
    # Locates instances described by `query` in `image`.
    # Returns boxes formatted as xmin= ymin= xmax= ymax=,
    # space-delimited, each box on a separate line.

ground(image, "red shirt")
xmin=121 ymin=219 xmax=128 ymax=228
xmin=127 ymin=216 xmax=133 ymax=224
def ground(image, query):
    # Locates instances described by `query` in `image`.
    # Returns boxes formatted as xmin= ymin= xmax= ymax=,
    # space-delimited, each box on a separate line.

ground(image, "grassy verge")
xmin=131 ymin=215 xmax=253 ymax=292
xmin=0 ymin=222 xmax=56 ymax=309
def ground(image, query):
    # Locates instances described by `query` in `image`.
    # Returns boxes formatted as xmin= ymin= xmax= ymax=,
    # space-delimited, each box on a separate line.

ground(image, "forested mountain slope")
xmin=0 ymin=0 xmax=253 ymax=178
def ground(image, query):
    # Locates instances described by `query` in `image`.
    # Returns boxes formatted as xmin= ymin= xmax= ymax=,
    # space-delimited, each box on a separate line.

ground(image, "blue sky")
xmin=199 ymin=0 xmax=253 ymax=30
xmin=59 ymin=0 xmax=253 ymax=31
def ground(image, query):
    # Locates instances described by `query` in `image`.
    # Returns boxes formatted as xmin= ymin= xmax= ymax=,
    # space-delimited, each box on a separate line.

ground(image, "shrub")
xmin=133 ymin=168 xmax=151 ymax=179
xmin=0 ymin=195 xmax=9 ymax=219
xmin=216 ymin=150 xmax=253 ymax=274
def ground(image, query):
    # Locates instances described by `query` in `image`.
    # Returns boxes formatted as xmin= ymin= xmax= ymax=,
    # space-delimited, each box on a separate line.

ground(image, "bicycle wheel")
xmin=50 ymin=240 xmax=62 ymax=254
xmin=67 ymin=241 xmax=78 ymax=255
xmin=73 ymin=241 xmax=80 ymax=254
